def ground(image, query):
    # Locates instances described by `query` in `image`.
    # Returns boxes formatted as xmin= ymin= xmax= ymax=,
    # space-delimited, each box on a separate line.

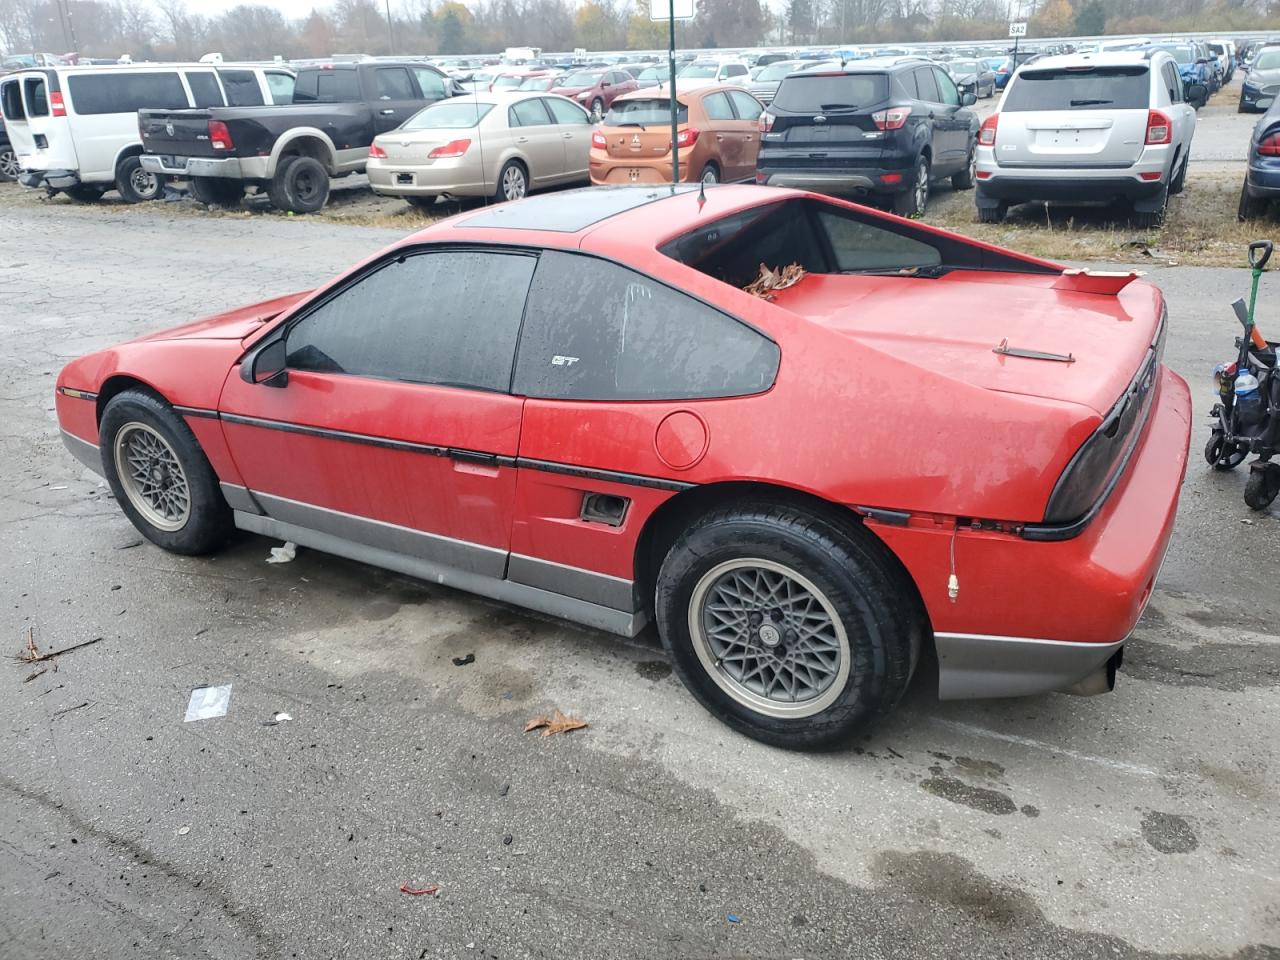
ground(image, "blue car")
xmin=1239 ymin=98 xmax=1280 ymax=219
xmin=1145 ymin=43 xmax=1213 ymax=98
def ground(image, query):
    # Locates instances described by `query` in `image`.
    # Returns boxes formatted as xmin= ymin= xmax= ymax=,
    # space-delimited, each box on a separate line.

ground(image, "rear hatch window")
xmin=1 ymin=78 xmax=24 ymax=119
xmin=1004 ymin=66 xmax=1149 ymax=111
xmin=604 ymin=98 xmax=688 ymax=125
xmin=771 ymin=73 xmax=888 ymax=112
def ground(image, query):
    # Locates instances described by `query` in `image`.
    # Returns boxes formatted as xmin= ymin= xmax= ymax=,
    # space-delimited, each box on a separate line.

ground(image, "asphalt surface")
xmin=1 ymin=194 xmax=1278 ymax=960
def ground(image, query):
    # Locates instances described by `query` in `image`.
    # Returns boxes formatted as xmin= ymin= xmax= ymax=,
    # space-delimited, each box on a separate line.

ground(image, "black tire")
xmin=1239 ymin=181 xmax=1268 ymax=221
xmin=267 ymin=155 xmax=329 ymax=213
xmin=654 ymin=503 xmax=922 ymax=750
xmin=116 ymin=155 xmax=164 ymax=203
xmin=951 ymin=149 xmax=975 ymax=190
xmin=591 ymin=98 xmax=604 ymax=121
xmin=1131 ymin=185 xmax=1168 ymax=228
xmin=405 ymin=195 xmax=437 ymax=210
xmin=1238 ymin=97 xmax=1250 ymax=113
xmin=0 ymin=144 xmax=18 ymax=181
xmin=188 ymin=176 xmax=243 ymax=208
xmin=99 ymin=390 xmax=233 ymax=555
xmin=1169 ymin=155 xmax=1188 ymax=195
xmin=699 ymin=163 xmax=719 ymax=184
xmin=63 ymin=184 xmax=105 ymax=203
xmin=1205 ymin=432 xmax=1248 ymax=470
xmin=892 ymin=155 xmax=930 ymax=217
xmin=494 ymin=159 xmax=528 ymax=203
xmin=977 ymin=201 xmax=1007 ymax=223
xmin=1244 ymin=463 xmax=1280 ymax=511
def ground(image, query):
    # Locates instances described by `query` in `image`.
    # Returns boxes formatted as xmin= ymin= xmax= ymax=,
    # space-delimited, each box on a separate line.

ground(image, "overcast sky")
xmin=183 ymin=1 xmax=434 ymax=20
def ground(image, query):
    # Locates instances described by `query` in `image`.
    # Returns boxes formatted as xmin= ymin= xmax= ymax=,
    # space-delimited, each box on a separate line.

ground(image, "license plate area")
xmin=396 ymin=173 xmax=414 ymax=185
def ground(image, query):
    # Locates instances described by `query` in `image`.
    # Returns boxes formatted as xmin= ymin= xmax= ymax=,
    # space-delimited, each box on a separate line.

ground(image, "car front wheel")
xmin=655 ymin=503 xmax=921 ymax=750
xmin=116 ymin=155 xmax=165 ymax=203
xmin=100 ymin=390 xmax=233 ymax=555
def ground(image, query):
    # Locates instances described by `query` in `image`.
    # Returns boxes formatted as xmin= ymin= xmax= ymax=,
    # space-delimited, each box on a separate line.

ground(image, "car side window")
xmin=724 ymin=64 xmax=748 ymax=77
xmin=184 ymin=71 xmax=224 ymax=108
xmin=1164 ymin=62 xmax=1182 ymax=102
xmin=513 ymin=250 xmax=779 ymax=402
xmin=933 ymin=67 xmax=960 ymax=106
xmin=703 ymin=92 xmax=734 ymax=120
xmin=913 ymin=67 xmax=939 ymax=103
xmin=23 ymin=76 xmax=48 ymax=116
xmin=510 ymin=98 xmax=552 ymax=126
xmin=545 ymin=96 xmax=589 ymax=124
xmin=286 ymin=250 xmax=536 ymax=393
xmin=219 ymin=69 xmax=264 ymax=106
xmin=265 ymin=71 xmax=295 ymax=104
xmin=729 ymin=89 xmax=763 ymax=120
xmin=413 ymin=67 xmax=447 ymax=98
xmin=375 ymin=67 xmax=415 ymax=100
xmin=817 ymin=208 xmax=942 ymax=271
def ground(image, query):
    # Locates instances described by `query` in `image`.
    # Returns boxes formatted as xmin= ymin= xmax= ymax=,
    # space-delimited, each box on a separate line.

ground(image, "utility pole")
xmin=668 ymin=0 xmax=678 ymax=185
xmin=384 ymin=0 xmax=394 ymax=55
xmin=64 ymin=0 xmax=79 ymax=51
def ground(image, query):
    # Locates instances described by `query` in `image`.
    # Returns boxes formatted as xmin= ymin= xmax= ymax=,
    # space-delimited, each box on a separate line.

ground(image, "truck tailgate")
xmin=139 ymin=109 xmax=219 ymax=158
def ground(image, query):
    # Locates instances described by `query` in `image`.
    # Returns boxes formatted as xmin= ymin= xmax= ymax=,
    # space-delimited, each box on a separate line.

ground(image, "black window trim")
xmin=275 ymin=242 xmax=542 ymax=396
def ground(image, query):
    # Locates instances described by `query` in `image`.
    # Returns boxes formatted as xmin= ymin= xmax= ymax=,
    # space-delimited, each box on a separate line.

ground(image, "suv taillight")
xmin=208 ymin=120 xmax=234 ymax=151
xmin=50 ymin=91 xmax=66 ymax=117
xmin=1261 ymin=131 xmax=1280 ymax=156
xmin=978 ymin=113 xmax=998 ymax=146
xmin=759 ymin=110 xmax=775 ymax=133
xmin=1145 ymin=109 xmax=1171 ymax=145
xmin=871 ymin=107 xmax=911 ymax=130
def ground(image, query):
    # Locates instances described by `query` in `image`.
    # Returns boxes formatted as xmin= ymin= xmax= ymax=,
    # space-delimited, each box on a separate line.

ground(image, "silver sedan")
xmin=367 ymin=91 xmax=593 ymax=205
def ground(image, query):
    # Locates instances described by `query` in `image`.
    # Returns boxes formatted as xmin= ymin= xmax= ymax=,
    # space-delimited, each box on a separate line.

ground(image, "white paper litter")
xmin=273 ymin=712 xmax=292 ymax=722
xmin=266 ymin=541 xmax=297 ymax=564
xmin=184 ymin=684 xmax=232 ymax=722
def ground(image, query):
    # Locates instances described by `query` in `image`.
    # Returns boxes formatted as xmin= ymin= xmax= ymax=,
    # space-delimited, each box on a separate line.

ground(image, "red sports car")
xmin=55 ymin=186 xmax=1191 ymax=749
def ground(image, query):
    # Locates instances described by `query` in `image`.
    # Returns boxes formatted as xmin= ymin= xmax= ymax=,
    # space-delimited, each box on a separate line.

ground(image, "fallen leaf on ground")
xmin=524 ymin=709 xmax=588 ymax=737
xmin=399 ymin=883 xmax=440 ymax=896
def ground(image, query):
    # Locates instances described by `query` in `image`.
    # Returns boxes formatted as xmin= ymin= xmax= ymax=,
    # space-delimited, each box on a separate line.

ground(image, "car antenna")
xmin=473 ymin=80 xmax=489 ymax=205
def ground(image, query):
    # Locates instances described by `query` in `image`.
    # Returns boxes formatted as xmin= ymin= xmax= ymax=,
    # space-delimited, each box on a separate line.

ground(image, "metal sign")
xmin=573 ymin=47 xmax=586 ymax=60
xmin=651 ymin=0 xmax=694 ymax=21
xmin=1008 ymin=21 xmax=1027 ymax=37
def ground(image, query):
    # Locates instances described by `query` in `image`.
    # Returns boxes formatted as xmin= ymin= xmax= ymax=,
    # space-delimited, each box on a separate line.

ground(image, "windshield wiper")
xmin=1069 ymin=98 xmax=1113 ymax=106
xmin=819 ymin=102 xmax=859 ymax=111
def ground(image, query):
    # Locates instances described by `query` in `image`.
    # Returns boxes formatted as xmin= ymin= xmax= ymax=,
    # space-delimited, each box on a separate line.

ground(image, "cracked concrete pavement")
xmin=1 ymin=190 xmax=1278 ymax=959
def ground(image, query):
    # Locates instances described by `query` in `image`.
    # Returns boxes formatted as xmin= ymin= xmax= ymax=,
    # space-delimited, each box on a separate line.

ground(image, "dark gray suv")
xmin=756 ymin=58 xmax=978 ymax=216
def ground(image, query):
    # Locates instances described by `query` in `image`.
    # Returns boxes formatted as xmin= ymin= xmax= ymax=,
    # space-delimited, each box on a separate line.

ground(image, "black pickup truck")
xmin=139 ymin=61 xmax=461 ymax=212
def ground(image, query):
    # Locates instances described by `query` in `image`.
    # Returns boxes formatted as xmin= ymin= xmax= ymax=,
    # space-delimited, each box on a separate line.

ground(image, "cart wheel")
xmin=1205 ymin=432 xmax=1248 ymax=470
xmin=1243 ymin=462 xmax=1280 ymax=511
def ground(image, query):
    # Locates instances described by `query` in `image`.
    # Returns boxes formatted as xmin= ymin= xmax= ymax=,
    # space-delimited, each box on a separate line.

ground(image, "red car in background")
xmin=552 ymin=68 xmax=639 ymax=119
xmin=54 ymin=186 xmax=1191 ymax=750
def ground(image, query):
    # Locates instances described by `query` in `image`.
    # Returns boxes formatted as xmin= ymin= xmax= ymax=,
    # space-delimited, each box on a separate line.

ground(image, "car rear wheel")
xmin=100 ymin=390 xmax=233 ymax=555
xmin=1169 ymin=155 xmax=1188 ymax=195
xmin=268 ymin=155 xmax=330 ymax=214
xmin=655 ymin=503 xmax=921 ymax=750
xmin=699 ymin=163 xmax=719 ymax=184
xmin=1244 ymin=462 xmax=1280 ymax=511
xmin=1131 ymin=185 xmax=1168 ymax=229
xmin=1238 ymin=181 xmax=1269 ymax=221
xmin=951 ymin=150 xmax=976 ymax=190
xmin=976 ymin=201 xmax=1007 ymax=223
xmin=495 ymin=160 xmax=528 ymax=203
xmin=0 ymin=145 xmax=18 ymax=181
xmin=892 ymin=156 xmax=930 ymax=217
xmin=188 ymin=176 xmax=243 ymax=208
xmin=116 ymin=155 xmax=165 ymax=203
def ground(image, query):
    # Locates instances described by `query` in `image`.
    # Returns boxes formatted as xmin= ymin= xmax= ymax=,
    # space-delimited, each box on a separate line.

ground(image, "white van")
xmin=0 ymin=63 xmax=295 ymax=203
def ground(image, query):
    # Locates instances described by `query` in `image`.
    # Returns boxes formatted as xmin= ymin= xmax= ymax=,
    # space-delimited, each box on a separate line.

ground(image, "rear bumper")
xmin=868 ymin=366 xmax=1192 ymax=700
xmin=974 ymin=171 xmax=1166 ymax=207
xmin=19 ymin=168 xmax=79 ymax=189
xmin=367 ymin=157 xmax=489 ymax=197
xmin=759 ymin=171 xmax=897 ymax=194
xmin=1245 ymin=157 xmax=1280 ymax=197
xmin=139 ymin=154 xmax=268 ymax=179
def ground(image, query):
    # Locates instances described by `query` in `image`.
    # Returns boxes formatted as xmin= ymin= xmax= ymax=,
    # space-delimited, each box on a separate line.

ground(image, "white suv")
xmin=974 ymin=50 xmax=1204 ymax=227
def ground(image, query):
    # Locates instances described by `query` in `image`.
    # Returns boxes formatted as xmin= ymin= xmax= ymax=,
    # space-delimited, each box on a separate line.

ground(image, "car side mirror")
xmin=241 ymin=337 xmax=288 ymax=387
xmin=961 ymin=91 xmax=976 ymax=106
xmin=1186 ymin=82 xmax=1208 ymax=107
xmin=601 ymin=80 xmax=611 ymax=87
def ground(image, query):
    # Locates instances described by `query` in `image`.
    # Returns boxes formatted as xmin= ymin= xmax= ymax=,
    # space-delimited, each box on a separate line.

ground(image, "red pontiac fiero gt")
xmin=56 ymin=185 xmax=1191 ymax=749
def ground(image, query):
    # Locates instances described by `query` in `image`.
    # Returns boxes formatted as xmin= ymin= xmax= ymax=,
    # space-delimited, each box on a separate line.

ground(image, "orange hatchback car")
xmin=589 ymin=86 xmax=765 ymax=185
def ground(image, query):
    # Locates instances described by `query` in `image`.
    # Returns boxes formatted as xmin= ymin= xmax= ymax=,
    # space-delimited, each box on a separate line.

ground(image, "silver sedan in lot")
xmin=367 ymin=91 xmax=594 ymax=205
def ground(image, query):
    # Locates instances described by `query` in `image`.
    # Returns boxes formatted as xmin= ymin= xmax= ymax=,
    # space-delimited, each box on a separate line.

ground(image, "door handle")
xmin=449 ymin=448 xmax=498 ymax=466
xmin=562 ymin=132 xmax=573 ymax=139
xmin=380 ymin=109 xmax=395 ymax=115
xmin=516 ymin=136 xmax=529 ymax=143
xmin=716 ymin=134 xmax=725 ymax=140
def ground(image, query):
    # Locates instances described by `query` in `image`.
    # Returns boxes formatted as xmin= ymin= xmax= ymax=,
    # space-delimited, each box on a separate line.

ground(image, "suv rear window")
xmin=1005 ymin=66 xmax=1150 ymax=111
xmin=604 ymin=98 xmax=688 ymax=125
xmin=771 ymin=73 xmax=888 ymax=112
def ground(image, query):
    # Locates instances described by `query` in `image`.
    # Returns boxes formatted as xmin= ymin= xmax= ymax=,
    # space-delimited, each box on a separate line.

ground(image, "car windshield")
xmin=756 ymin=61 xmax=801 ymax=81
xmin=1005 ymin=66 xmax=1149 ymax=111
xmin=519 ymin=76 xmax=555 ymax=90
xmin=1255 ymin=50 xmax=1280 ymax=70
xmin=680 ymin=62 xmax=720 ymax=78
xmin=950 ymin=60 xmax=980 ymax=73
xmin=1166 ymin=45 xmax=1195 ymax=63
xmin=638 ymin=66 xmax=669 ymax=81
xmin=492 ymin=75 xmax=524 ymax=88
xmin=771 ymin=73 xmax=888 ymax=112
xmin=604 ymin=97 xmax=688 ymax=125
xmin=402 ymin=101 xmax=494 ymax=129
xmin=561 ymin=71 xmax=602 ymax=86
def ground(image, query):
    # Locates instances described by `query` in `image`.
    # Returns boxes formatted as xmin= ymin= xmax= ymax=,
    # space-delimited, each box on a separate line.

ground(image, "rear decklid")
xmin=996 ymin=63 xmax=1152 ymax=168
xmin=599 ymin=97 xmax=688 ymax=158
xmin=769 ymin=270 xmax=1163 ymax=417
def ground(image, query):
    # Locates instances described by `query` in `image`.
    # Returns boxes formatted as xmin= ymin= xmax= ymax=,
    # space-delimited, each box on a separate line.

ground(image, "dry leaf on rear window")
xmin=743 ymin=262 xmax=806 ymax=301
xmin=524 ymin=709 xmax=588 ymax=737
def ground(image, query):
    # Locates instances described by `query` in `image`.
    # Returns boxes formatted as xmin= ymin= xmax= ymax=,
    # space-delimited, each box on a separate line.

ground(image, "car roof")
xmin=1030 ymin=51 xmax=1158 ymax=70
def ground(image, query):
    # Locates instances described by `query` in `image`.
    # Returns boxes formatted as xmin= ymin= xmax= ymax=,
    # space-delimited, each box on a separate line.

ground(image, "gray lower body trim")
xmin=934 ymin=632 xmax=1125 ymax=700
xmin=233 ymin=510 xmax=646 ymax=638
xmin=508 ymin=553 xmax=635 ymax=612
xmin=218 ymin=482 xmax=262 ymax=515
xmin=141 ymin=155 xmax=269 ymax=180
xmin=61 ymin=430 xmax=102 ymax=475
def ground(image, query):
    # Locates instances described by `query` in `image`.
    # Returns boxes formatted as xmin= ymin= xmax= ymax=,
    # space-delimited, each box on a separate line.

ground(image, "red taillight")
xmin=880 ymin=172 xmax=903 ymax=184
xmin=978 ymin=113 xmax=998 ymax=146
xmin=997 ymin=64 xmax=1009 ymax=73
xmin=208 ymin=120 xmax=233 ymax=151
xmin=758 ymin=110 xmax=774 ymax=133
xmin=368 ymin=142 xmax=387 ymax=158
xmin=871 ymin=107 xmax=911 ymax=131
xmin=1145 ymin=109 xmax=1171 ymax=145
xmin=427 ymin=138 xmax=471 ymax=159
xmin=755 ymin=171 xmax=765 ymax=183
xmin=676 ymin=127 xmax=699 ymax=148
xmin=976 ymin=169 xmax=991 ymax=179
xmin=50 ymin=90 xmax=66 ymax=116
xmin=1138 ymin=170 xmax=1162 ymax=181
xmin=1259 ymin=131 xmax=1280 ymax=156
xmin=591 ymin=130 xmax=607 ymax=149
